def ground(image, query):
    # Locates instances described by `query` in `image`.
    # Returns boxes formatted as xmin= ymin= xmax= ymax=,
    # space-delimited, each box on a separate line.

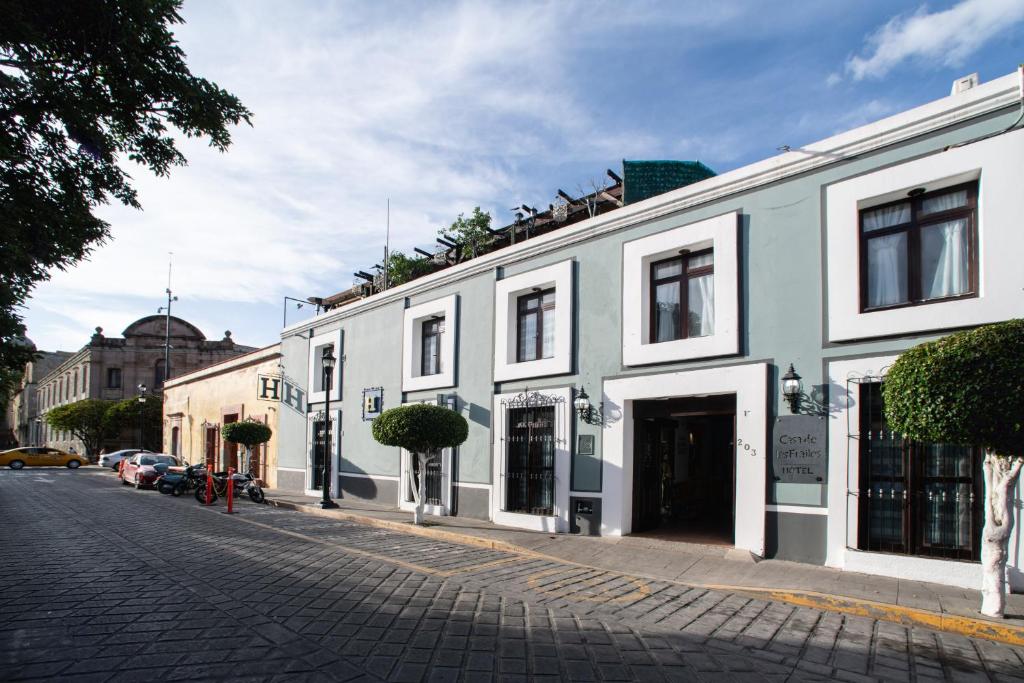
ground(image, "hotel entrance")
xmin=631 ymin=395 xmax=736 ymax=545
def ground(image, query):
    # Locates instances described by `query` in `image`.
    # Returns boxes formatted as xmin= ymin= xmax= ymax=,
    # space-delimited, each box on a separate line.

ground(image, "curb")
xmin=265 ymin=498 xmax=1024 ymax=647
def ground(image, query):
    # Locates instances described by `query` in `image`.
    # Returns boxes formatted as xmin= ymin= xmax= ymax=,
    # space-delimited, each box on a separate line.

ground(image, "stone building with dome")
xmin=31 ymin=315 xmax=255 ymax=455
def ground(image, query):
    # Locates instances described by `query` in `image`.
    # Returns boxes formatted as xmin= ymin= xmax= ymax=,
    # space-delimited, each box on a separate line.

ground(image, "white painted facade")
xmin=601 ymin=364 xmax=769 ymax=555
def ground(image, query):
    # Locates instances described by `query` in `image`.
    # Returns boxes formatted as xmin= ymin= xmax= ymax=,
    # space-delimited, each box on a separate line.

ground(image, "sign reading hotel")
xmin=771 ymin=415 xmax=826 ymax=484
xmin=257 ymin=374 xmax=305 ymax=413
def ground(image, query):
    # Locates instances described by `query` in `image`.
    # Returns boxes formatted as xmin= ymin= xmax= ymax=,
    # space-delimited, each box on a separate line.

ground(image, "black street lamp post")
xmin=137 ymin=384 xmax=148 ymax=448
xmin=319 ymin=348 xmax=338 ymax=509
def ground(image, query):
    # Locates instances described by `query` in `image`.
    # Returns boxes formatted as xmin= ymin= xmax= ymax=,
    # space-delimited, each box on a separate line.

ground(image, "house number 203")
xmin=736 ymin=437 xmax=757 ymax=457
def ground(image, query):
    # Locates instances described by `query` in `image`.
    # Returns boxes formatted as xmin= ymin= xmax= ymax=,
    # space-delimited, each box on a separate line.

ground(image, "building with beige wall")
xmin=162 ymin=344 xmax=282 ymax=486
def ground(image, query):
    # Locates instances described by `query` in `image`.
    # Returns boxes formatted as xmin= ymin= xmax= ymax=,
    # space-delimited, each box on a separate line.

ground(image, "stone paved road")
xmin=1 ymin=469 xmax=1022 ymax=682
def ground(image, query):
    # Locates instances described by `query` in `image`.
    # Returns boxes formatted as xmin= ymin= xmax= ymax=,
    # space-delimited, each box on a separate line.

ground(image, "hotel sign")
xmin=771 ymin=415 xmax=826 ymax=484
xmin=257 ymin=374 xmax=305 ymax=413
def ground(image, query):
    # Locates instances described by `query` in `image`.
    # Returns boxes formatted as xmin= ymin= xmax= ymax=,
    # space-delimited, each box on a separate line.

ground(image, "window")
xmin=650 ymin=249 xmax=714 ymax=343
xmin=307 ymin=329 xmax=342 ymax=403
xmin=170 ymin=426 xmax=179 ymax=457
xmin=516 ymin=288 xmax=555 ymax=362
xmin=622 ymin=212 xmax=738 ymax=366
xmin=420 ymin=317 xmax=443 ymax=376
xmin=860 ymin=182 xmax=977 ymax=311
xmin=154 ymin=360 xmax=166 ymax=388
xmin=857 ymin=382 xmax=981 ymax=561
xmin=505 ymin=405 xmax=555 ymax=516
xmin=107 ymin=368 xmax=122 ymax=389
xmin=494 ymin=260 xmax=572 ymax=382
xmin=312 ymin=344 xmax=333 ymax=392
xmin=403 ymin=295 xmax=457 ymax=391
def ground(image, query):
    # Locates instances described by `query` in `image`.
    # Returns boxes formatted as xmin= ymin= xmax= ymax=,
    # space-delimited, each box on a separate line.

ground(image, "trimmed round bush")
xmin=883 ymin=319 xmax=1024 ymax=456
xmin=222 ymin=419 xmax=273 ymax=447
xmin=371 ymin=403 xmax=468 ymax=453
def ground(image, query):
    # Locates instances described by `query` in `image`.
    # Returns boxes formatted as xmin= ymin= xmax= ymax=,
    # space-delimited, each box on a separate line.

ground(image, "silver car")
xmin=98 ymin=449 xmax=149 ymax=470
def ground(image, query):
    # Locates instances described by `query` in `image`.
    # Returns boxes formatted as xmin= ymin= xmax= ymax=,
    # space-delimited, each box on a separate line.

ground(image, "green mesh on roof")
xmin=622 ymin=160 xmax=716 ymax=205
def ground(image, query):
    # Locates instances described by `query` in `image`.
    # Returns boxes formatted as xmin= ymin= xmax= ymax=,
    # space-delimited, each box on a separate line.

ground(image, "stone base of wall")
xmin=452 ymin=484 xmax=490 ymax=520
xmin=765 ymin=511 xmax=826 ymax=564
xmin=275 ymin=468 xmax=305 ymax=493
xmin=339 ymin=474 xmax=397 ymax=506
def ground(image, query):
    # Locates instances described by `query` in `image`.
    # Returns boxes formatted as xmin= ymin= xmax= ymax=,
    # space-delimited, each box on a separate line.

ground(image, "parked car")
xmin=120 ymin=453 xmax=180 ymax=489
xmin=0 ymin=447 xmax=89 ymax=470
xmin=99 ymin=449 xmax=149 ymax=470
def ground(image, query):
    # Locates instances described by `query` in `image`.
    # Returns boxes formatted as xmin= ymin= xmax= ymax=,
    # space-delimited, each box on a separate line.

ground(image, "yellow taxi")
xmin=0 ymin=447 xmax=89 ymax=469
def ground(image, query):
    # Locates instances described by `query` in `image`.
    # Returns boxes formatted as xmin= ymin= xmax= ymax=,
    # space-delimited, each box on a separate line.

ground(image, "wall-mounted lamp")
xmin=574 ymin=387 xmax=602 ymax=425
xmin=781 ymin=364 xmax=802 ymax=413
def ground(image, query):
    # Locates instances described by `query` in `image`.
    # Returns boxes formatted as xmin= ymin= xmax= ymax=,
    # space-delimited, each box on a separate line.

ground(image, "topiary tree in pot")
xmin=221 ymin=419 xmax=273 ymax=477
xmin=371 ymin=403 xmax=468 ymax=525
xmin=883 ymin=319 xmax=1024 ymax=618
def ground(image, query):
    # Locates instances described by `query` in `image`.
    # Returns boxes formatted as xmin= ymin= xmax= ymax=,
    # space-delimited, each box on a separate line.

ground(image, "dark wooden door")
xmin=204 ymin=427 xmax=218 ymax=470
xmin=632 ymin=418 xmax=675 ymax=533
xmin=222 ymin=414 xmax=239 ymax=471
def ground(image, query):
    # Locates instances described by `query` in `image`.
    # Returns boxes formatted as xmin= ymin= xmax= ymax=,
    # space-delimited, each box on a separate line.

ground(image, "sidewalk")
xmin=263 ymin=489 xmax=1024 ymax=645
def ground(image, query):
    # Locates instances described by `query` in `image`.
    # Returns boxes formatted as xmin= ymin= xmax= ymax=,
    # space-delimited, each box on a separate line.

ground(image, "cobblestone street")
xmin=1 ymin=469 xmax=1022 ymax=682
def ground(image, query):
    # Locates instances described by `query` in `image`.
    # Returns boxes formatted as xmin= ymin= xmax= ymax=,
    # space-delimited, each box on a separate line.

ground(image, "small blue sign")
xmin=362 ymin=387 xmax=383 ymax=421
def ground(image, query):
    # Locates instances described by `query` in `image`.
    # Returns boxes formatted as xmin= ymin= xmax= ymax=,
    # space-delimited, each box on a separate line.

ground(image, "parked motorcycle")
xmin=194 ymin=470 xmax=265 ymax=505
xmin=156 ymin=463 xmax=206 ymax=496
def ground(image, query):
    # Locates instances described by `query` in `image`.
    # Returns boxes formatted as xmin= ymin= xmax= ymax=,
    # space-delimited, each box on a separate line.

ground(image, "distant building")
xmin=36 ymin=315 xmax=255 ymax=454
xmin=162 ymin=344 xmax=282 ymax=487
xmin=7 ymin=343 xmax=74 ymax=447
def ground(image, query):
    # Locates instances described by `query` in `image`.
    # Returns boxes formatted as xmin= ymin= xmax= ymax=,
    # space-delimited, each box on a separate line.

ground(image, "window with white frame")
xmin=650 ymin=249 xmax=715 ymax=342
xmin=860 ymin=182 xmax=977 ymax=312
xmin=421 ymin=317 xmax=444 ymax=376
xmin=516 ymin=288 xmax=555 ymax=362
xmin=622 ymin=211 xmax=738 ymax=366
xmin=494 ymin=260 xmax=573 ymax=382
xmin=307 ymin=329 xmax=342 ymax=403
xmin=826 ymin=128 xmax=1024 ymax=342
xmin=402 ymin=295 xmax=457 ymax=392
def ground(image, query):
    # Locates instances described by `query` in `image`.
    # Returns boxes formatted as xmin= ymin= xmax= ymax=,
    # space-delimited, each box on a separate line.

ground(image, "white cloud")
xmin=845 ymin=0 xmax=1024 ymax=81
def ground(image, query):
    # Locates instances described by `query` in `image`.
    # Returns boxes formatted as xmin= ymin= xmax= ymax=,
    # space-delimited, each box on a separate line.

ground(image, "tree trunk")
xmin=409 ymin=452 xmax=423 ymax=525
xmin=414 ymin=453 xmax=429 ymax=525
xmin=980 ymin=451 xmax=1023 ymax=618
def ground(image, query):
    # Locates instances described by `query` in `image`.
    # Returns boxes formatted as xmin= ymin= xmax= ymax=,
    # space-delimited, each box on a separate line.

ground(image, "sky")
xmin=21 ymin=0 xmax=1024 ymax=353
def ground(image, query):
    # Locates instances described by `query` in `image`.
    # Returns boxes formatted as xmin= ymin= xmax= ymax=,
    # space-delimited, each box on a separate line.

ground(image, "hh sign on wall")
xmin=257 ymin=374 xmax=305 ymax=413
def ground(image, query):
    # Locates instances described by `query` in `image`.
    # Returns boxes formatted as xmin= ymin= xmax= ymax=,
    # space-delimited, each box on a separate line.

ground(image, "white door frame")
xmin=397 ymin=397 xmax=455 ymax=516
xmin=601 ymin=363 xmax=768 ymax=556
xmin=491 ymin=386 xmax=572 ymax=533
xmin=305 ymin=409 xmax=340 ymax=498
xmin=399 ymin=448 xmax=452 ymax=516
xmin=825 ymin=355 xmax=1024 ymax=591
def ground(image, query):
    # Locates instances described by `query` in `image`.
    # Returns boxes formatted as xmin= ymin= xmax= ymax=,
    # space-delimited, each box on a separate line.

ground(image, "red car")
xmin=120 ymin=453 xmax=180 ymax=489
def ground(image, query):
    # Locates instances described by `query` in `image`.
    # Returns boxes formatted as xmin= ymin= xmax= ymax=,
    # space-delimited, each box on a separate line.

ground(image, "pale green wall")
xmin=281 ymin=107 xmax=1019 ymax=521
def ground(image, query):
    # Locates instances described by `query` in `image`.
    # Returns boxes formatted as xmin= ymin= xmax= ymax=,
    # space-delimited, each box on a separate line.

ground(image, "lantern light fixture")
xmin=781 ymin=364 xmax=802 ymax=413
xmin=574 ymin=387 xmax=591 ymax=420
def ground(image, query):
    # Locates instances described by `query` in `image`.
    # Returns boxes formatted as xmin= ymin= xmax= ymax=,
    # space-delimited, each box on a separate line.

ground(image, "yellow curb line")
xmin=265 ymin=498 xmax=1024 ymax=647
xmin=697 ymin=585 xmax=1024 ymax=647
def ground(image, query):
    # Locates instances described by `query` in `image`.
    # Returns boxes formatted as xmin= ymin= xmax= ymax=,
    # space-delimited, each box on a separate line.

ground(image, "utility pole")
xmin=158 ymin=254 xmax=178 ymax=386
xmin=382 ymin=198 xmax=391 ymax=292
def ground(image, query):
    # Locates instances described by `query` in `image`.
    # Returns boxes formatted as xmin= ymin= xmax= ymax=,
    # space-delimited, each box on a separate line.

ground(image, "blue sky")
xmin=22 ymin=0 xmax=1024 ymax=353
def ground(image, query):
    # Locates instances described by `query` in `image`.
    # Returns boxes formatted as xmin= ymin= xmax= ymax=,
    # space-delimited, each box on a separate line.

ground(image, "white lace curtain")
xmin=865 ymin=190 xmax=969 ymax=306
xmin=867 ymin=233 xmax=907 ymax=307
xmin=688 ymin=274 xmax=714 ymax=336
